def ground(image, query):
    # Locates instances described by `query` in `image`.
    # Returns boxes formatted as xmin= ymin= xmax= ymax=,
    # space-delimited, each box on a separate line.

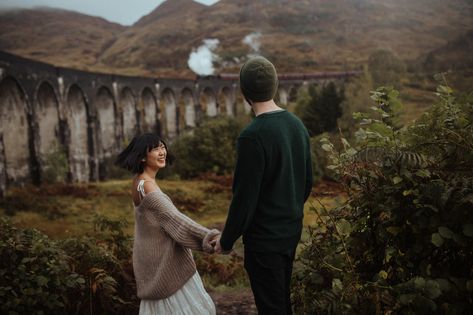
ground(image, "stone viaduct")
xmin=0 ymin=51 xmax=359 ymax=195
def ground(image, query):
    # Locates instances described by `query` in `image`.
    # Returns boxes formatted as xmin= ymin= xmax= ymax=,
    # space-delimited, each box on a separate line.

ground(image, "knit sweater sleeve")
xmin=219 ymin=136 xmax=265 ymax=251
xmin=143 ymin=192 xmax=220 ymax=252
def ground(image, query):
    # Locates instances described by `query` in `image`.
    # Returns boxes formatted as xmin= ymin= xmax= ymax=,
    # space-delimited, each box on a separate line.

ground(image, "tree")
xmin=338 ymin=67 xmax=374 ymax=138
xmin=170 ymin=116 xmax=244 ymax=178
xmin=368 ymin=49 xmax=406 ymax=89
xmin=300 ymin=82 xmax=345 ymax=136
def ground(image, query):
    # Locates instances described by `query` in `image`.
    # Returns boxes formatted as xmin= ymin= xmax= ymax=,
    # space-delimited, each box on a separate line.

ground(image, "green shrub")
xmin=293 ymin=86 xmax=473 ymax=314
xmin=194 ymin=252 xmax=248 ymax=290
xmin=0 ymin=215 xmax=138 ymax=315
xmin=42 ymin=141 xmax=68 ymax=184
xmin=309 ymin=134 xmax=337 ymax=184
xmin=368 ymin=50 xmax=406 ymax=90
xmin=0 ymin=218 xmax=84 ymax=315
xmin=170 ymin=116 xmax=244 ymax=178
xmin=338 ymin=68 xmax=375 ymax=139
xmin=57 ymin=214 xmax=137 ymax=314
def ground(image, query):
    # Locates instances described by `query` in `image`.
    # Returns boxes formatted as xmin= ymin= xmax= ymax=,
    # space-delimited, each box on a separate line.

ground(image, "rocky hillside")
xmin=99 ymin=0 xmax=207 ymax=76
xmin=0 ymin=0 xmax=472 ymax=77
xmin=422 ymin=30 xmax=473 ymax=72
xmin=0 ymin=7 xmax=125 ymax=71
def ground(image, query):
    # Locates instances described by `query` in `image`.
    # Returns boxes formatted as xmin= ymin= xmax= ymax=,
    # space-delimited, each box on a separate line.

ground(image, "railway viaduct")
xmin=0 ymin=51 xmax=359 ymax=195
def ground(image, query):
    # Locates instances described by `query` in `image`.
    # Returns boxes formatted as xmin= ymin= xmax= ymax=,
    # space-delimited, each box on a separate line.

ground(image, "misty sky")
xmin=0 ymin=0 xmax=220 ymax=25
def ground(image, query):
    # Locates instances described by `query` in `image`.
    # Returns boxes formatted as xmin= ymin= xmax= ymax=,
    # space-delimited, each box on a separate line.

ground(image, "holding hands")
xmin=202 ymin=230 xmax=231 ymax=254
xmin=210 ymin=235 xmax=232 ymax=255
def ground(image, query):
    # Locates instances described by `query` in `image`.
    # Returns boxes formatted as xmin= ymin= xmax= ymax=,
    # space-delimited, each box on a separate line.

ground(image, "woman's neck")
xmin=141 ymin=167 xmax=158 ymax=181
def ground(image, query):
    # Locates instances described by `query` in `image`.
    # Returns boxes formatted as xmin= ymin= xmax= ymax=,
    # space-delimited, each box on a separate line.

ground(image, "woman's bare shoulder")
xmin=143 ymin=179 xmax=159 ymax=194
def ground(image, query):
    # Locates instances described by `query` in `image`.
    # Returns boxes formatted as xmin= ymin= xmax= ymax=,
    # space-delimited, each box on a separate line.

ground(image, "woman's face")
xmin=144 ymin=142 xmax=167 ymax=170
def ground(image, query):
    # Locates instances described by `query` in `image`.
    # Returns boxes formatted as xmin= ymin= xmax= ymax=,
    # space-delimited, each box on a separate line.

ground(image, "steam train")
xmin=195 ymin=70 xmax=361 ymax=81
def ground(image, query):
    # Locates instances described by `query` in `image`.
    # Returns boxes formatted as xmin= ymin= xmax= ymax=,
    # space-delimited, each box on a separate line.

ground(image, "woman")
xmin=115 ymin=133 xmax=219 ymax=315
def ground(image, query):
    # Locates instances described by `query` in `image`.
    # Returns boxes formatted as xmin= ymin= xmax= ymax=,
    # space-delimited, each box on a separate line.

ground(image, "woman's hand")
xmin=209 ymin=236 xmax=218 ymax=248
xmin=202 ymin=229 xmax=221 ymax=253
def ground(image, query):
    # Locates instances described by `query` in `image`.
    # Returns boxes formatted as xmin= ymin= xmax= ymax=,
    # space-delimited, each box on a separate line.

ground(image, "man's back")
xmin=220 ymin=109 xmax=312 ymax=253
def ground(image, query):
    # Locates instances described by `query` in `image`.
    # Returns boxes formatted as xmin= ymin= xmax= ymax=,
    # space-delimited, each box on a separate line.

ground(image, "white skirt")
xmin=139 ymin=272 xmax=216 ymax=315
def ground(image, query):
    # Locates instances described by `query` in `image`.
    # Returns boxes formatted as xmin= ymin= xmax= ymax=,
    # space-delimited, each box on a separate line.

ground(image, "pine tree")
xmin=301 ymin=84 xmax=323 ymax=135
xmin=301 ymin=82 xmax=344 ymax=136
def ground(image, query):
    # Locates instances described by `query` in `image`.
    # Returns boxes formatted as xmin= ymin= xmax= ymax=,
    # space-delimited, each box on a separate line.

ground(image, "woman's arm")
xmin=143 ymin=182 xmax=220 ymax=253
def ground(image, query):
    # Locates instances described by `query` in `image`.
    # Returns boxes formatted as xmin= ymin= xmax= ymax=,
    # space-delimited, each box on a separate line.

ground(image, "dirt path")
xmin=210 ymin=289 xmax=257 ymax=315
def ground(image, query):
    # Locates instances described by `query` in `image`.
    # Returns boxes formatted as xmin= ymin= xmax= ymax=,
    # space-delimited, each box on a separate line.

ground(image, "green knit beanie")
xmin=239 ymin=56 xmax=279 ymax=102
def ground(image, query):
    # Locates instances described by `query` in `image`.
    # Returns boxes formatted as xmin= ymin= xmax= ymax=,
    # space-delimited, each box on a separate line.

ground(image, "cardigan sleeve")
xmin=144 ymin=193 xmax=220 ymax=253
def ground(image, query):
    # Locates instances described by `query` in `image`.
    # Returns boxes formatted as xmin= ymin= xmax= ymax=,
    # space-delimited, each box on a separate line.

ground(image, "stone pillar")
xmin=0 ymin=133 xmax=6 ymax=197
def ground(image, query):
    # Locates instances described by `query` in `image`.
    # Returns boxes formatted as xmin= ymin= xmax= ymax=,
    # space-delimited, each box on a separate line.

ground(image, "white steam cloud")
xmin=242 ymin=31 xmax=262 ymax=57
xmin=187 ymin=38 xmax=220 ymax=76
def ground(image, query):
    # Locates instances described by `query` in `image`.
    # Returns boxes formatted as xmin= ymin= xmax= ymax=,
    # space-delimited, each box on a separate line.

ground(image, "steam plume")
xmin=242 ymin=32 xmax=262 ymax=56
xmin=187 ymin=38 xmax=220 ymax=75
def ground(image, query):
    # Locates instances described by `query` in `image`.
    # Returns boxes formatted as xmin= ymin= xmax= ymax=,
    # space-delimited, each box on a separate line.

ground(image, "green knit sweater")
xmin=220 ymin=110 xmax=313 ymax=253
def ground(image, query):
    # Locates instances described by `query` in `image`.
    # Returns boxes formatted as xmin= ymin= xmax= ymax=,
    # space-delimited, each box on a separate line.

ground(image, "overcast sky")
xmin=0 ymin=0 xmax=220 ymax=25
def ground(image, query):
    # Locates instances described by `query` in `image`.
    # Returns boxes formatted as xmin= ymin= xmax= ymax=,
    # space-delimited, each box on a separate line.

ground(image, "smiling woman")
xmin=114 ymin=133 xmax=220 ymax=315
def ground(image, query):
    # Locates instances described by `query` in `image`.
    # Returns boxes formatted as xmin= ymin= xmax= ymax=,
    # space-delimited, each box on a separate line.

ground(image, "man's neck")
xmin=251 ymin=100 xmax=282 ymax=117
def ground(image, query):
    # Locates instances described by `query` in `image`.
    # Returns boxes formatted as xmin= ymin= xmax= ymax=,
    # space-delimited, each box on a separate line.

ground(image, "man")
xmin=215 ymin=56 xmax=313 ymax=314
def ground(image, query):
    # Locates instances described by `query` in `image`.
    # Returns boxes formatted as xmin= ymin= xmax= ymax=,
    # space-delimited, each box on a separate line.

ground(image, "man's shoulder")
xmin=239 ymin=120 xmax=259 ymax=139
xmin=283 ymin=110 xmax=305 ymax=125
xmin=239 ymin=111 xmax=308 ymax=140
xmin=283 ymin=111 xmax=309 ymax=135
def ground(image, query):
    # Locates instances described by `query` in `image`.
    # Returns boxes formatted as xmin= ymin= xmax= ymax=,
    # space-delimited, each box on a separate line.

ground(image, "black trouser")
xmin=244 ymin=248 xmax=296 ymax=315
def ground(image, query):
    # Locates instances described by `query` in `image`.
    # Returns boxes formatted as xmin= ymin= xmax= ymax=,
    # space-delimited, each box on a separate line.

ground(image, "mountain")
xmin=99 ymin=0 xmax=207 ymax=76
xmin=0 ymin=7 xmax=125 ymax=71
xmin=133 ymin=0 xmax=206 ymax=28
xmin=0 ymin=0 xmax=472 ymax=77
xmin=422 ymin=30 xmax=473 ymax=72
xmin=418 ymin=29 xmax=473 ymax=92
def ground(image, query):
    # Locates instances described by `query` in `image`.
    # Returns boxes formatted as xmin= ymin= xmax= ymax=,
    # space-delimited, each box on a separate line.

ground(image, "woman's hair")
xmin=115 ymin=133 xmax=174 ymax=174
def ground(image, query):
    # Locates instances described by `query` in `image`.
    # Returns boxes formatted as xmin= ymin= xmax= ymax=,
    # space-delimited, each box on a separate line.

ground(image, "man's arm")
xmin=219 ymin=136 xmax=265 ymax=252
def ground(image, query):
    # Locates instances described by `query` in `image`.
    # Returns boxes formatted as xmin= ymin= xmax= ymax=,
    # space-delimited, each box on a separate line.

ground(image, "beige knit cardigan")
xmin=133 ymin=188 xmax=219 ymax=300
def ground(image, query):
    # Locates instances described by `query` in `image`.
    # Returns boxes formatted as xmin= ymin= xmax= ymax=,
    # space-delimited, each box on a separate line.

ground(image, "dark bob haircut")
xmin=115 ymin=133 xmax=174 ymax=174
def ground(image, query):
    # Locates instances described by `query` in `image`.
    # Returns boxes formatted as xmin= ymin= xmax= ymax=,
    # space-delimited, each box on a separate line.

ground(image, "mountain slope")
xmin=0 ymin=7 xmax=125 ymax=71
xmin=98 ymin=0 xmax=207 ymax=76
xmin=99 ymin=0 xmax=473 ymax=76
xmin=0 ymin=0 xmax=472 ymax=76
xmin=422 ymin=29 xmax=473 ymax=72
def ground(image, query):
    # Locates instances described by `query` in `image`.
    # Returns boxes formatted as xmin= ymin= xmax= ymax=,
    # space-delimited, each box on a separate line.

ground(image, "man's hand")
xmin=213 ymin=236 xmax=231 ymax=255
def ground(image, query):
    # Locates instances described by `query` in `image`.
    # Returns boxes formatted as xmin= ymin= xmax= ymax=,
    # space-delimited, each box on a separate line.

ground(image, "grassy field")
xmin=0 ymin=178 xmax=340 ymax=238
xmin=0 ymin=177 xmax=342 ymax=292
